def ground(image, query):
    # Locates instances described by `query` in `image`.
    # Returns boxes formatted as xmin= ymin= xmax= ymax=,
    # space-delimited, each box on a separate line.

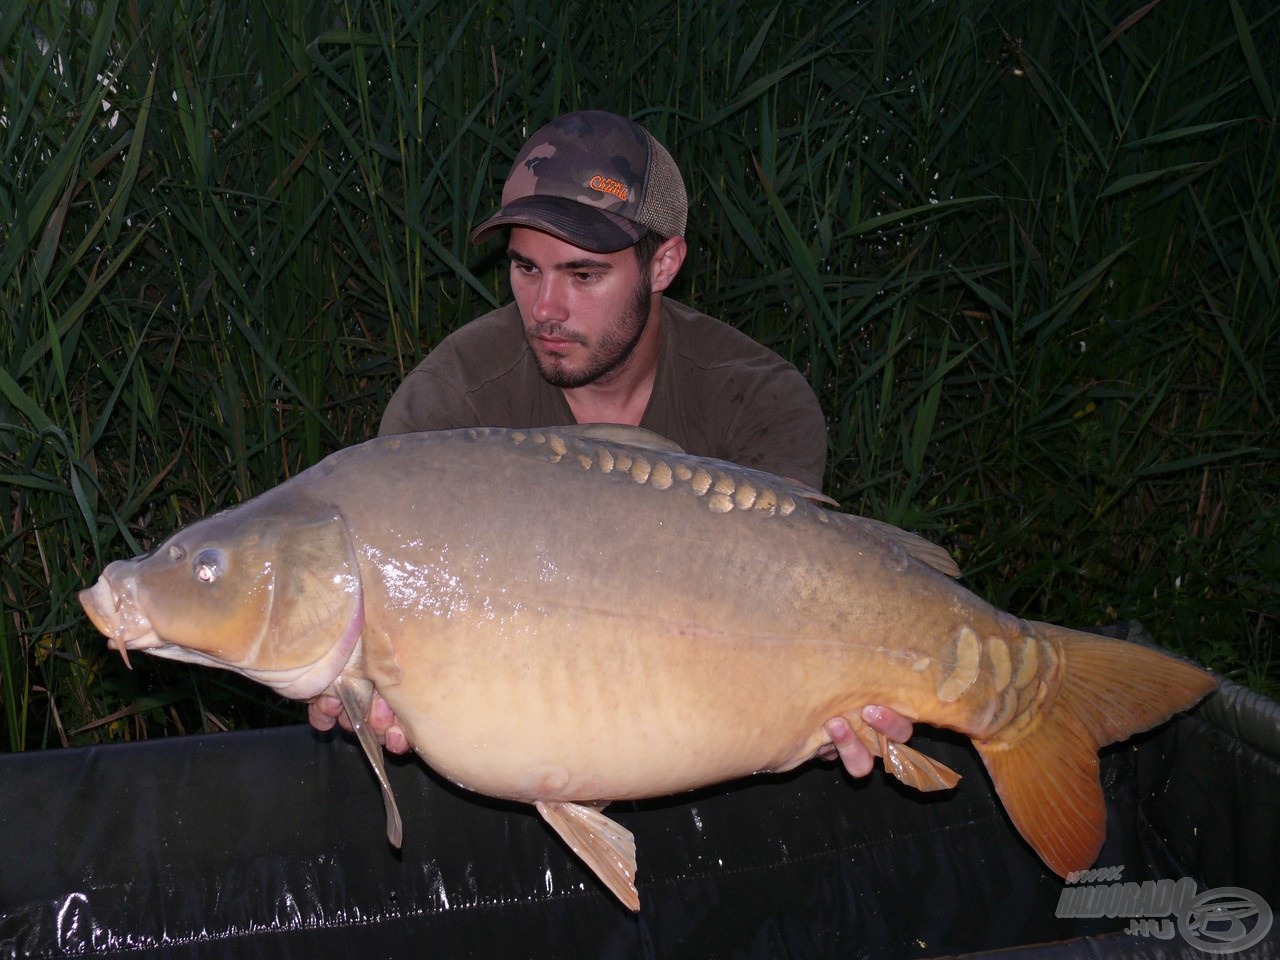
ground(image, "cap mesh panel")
xmin=637 ymin=132 xmax=688 ymax=238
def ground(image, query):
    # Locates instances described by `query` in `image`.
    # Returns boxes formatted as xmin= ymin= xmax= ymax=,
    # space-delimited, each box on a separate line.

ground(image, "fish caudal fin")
xmin=535 ymin=800 xmax=639 ymax=911
xmin=973 ymin=625 xmax=1216 ymax=877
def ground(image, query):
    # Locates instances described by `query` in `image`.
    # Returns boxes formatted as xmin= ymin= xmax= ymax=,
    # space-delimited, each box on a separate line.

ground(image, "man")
xmin=308 ymin=109 xmax=912 ymax=779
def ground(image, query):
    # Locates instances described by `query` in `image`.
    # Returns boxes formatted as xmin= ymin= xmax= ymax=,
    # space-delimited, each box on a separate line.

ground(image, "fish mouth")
xmin=79 ymin=572 xmax=160 ymax=670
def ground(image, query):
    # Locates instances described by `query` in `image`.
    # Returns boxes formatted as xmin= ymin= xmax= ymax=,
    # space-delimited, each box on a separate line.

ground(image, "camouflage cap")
xmin=469 ymin=110 xmax=688 ymax=253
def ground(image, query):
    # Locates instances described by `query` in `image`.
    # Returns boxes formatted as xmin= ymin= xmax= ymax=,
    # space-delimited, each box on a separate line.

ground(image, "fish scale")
xmin=79 ymin=424 xmax=1216 ymax=911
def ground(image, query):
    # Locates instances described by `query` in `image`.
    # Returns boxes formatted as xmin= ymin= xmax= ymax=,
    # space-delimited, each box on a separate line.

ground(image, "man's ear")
xmin=649 ymin=236 xmax=687 ymax=294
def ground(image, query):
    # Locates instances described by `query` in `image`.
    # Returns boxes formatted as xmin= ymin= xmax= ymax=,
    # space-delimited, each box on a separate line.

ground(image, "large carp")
xmin=80 ymin=425 xmax=1215 ymax=910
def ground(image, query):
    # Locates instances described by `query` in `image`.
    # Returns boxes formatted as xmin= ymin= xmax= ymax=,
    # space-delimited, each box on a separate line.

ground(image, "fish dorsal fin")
xmin=792 ymin=483 xmax=839 ymax=508
xmin=535 ymin=800 xmax=639 ymax=911
xmin=332 ymin=674 xmax=403 ymax=848
xmin=837 ymin=514 xmax=961 ymax=578
xmin=561 ymin=423 xmax=686 ymax=454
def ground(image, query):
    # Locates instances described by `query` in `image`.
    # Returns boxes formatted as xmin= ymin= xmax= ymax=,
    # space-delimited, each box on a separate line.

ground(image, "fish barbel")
xmin=79 ymin=425 xmax=1215 ymax=910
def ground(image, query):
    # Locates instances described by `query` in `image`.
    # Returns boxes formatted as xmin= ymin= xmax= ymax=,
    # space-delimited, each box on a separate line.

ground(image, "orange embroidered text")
xmin=589 ymin=176 xmax=629 ymax=201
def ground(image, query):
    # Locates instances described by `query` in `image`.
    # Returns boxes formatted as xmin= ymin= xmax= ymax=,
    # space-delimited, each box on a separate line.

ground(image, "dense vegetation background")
xmin=2 ymin=0 xmax=1276 ymax=750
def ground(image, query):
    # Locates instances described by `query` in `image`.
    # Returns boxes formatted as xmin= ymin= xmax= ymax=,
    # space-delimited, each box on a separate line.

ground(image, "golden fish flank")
xmin=79 ymin=424 xmax=1216 ymax=912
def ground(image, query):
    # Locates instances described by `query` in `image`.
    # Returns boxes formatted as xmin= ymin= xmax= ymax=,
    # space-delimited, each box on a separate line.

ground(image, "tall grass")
xmin=1 ymin=0 xmax=1276 ymax=750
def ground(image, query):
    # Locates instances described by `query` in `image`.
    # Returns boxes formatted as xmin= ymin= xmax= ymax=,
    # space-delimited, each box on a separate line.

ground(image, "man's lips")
xmin=533 ymin=333 xmax=583 ymax=351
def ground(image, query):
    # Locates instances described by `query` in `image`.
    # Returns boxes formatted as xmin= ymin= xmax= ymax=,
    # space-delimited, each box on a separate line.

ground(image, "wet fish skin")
xmin=79 ymin=425 xmax=1216 ymax=911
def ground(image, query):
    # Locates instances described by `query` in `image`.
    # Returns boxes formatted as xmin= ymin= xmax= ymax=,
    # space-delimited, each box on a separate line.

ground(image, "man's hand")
xmin=818 ymin=705 xmax=914 ymax=777
xmin=309 ymin=695 xmax=914 ymax=780
xmin=308 ymin=692 xmax=410 ymax=755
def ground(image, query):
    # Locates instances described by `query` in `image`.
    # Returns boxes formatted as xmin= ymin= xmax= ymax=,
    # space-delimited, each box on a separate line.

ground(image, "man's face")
xmin=507 ymin=227 xmax=654 ymax=389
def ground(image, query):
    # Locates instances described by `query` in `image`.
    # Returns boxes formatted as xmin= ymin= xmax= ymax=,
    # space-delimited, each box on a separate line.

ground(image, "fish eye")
xmin=193 ymin=548 xmax=224 ymax=583
xmin=168 ymin=544 xmax=186 ymax=562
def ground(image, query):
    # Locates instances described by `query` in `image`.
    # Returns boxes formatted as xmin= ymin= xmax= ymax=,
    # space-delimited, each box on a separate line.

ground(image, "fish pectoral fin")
xmin=879 ymin=736 xmax=962 ymax=791
xmin=534 ymin=800 xmax=639 ymax=912
xmin=332 ymin=675 xmax=403 ymax=849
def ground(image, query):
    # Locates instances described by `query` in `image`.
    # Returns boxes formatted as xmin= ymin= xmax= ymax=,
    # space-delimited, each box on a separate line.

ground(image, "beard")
xmin=527 ymin=274 xmax=653 ymax=389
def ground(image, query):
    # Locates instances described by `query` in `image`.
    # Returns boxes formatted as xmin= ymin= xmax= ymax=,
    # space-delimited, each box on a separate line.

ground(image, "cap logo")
xmin=589 ymin=175 xmax=629 ymax=202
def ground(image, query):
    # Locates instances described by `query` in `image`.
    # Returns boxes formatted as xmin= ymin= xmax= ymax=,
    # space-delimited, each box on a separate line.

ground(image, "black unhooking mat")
xmin=1 ymin=624 xmax=1277 ymax=959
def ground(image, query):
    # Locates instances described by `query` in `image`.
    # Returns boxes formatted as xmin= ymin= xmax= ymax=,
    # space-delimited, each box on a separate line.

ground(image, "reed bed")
xmin=1 ymin=0 xmax=1276 ymax=750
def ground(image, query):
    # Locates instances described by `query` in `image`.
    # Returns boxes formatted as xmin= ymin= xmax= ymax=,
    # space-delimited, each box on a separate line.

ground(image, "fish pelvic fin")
xmin=535 ymin=800 xmax=639 ymax=911
xmin=332 ymin=674 xmax=403 ymax=849
xmin=973 ymin=625 xmax=1216 ymax=878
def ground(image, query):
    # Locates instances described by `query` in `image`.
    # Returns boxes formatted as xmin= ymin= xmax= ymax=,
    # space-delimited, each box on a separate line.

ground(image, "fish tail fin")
xmin=973 ymin=624 xmax=1216 ymax=877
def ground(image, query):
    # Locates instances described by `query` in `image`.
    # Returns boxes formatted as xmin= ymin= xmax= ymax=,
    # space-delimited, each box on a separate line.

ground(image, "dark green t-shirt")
xmin=379 ymin=298 xmax=827 ymax=489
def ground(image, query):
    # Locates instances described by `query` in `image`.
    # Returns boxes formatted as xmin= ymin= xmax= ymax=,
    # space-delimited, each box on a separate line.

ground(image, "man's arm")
xmin=378 ymin=365 xmax=480 ymax=437
xmin=723 ymin=363 xmax=828 ymax=490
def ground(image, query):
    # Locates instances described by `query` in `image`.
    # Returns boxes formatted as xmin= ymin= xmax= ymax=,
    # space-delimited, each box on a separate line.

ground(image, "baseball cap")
xmin=469 ymin=110 xmax=688 ymax=253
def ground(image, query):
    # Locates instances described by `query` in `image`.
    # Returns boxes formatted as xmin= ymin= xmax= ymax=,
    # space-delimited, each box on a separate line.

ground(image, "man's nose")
xmin=529 ymin=275 xmax=568 ymax=324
